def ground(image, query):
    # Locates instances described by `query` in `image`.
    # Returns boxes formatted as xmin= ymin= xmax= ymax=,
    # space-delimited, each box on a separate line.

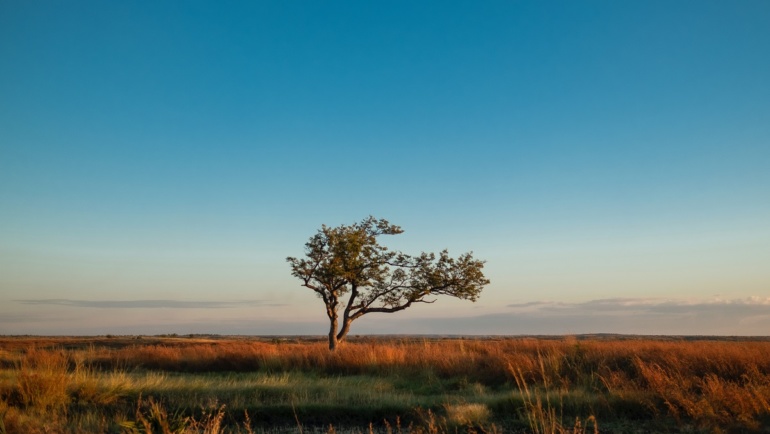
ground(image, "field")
xmin=1 ymin=335 xmax=769 ymax=433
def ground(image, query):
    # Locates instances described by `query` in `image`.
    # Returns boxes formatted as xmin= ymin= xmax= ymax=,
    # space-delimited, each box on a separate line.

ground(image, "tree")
xmin=287 ymin=216 xmax=490 ymax=351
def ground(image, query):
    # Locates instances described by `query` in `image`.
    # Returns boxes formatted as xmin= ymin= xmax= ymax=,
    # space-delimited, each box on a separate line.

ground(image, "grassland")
xmin=1 ymin=335 xmax=769 ymax=433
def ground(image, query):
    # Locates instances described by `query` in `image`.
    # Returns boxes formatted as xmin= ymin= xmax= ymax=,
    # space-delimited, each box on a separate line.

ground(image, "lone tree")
xmin=287 ymin=216 xmax=490 ymax=351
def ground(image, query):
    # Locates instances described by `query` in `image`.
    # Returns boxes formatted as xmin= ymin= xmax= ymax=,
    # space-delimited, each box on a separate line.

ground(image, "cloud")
xmin=506 ymin=296 xmax=770 ymax=315
xmin=6 ymin=297 xmax=769 ymax=336
xmin=352 ymin=296 xmax=770 ymax=336
xmin=82 ymin=319 xmax=322 ymax=336
xmin=0 ymin=312 xmax=75 ymax=324
xmin=476 ymin=296 xmax=770 ymax=335
xmin=14 ymin=299 xmax=284 ymax=309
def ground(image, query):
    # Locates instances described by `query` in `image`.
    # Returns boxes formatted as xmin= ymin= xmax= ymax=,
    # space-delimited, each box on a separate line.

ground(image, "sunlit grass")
xmin=1 ymin=336 xmax=769 ymax=432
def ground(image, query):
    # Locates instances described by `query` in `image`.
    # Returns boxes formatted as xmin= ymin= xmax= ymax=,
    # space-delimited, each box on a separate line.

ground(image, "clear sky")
xmin=1 ymin=1 xmax=769 ymax=336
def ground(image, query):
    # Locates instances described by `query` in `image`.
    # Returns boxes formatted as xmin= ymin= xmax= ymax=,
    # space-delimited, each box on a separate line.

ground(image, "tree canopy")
xmin=287 ymin=216 xmax=490 ymax=350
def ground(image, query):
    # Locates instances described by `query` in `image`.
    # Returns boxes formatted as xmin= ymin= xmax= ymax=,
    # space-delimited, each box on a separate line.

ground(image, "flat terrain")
xmin=1 ymin=335 xmax=769 ymax=433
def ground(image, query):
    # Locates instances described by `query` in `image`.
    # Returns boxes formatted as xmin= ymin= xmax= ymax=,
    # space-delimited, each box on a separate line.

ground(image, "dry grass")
xmin=443 ymin=403 xmax=490 ymax=427
xmin=0 ymin=336 xmax=769 ymax=432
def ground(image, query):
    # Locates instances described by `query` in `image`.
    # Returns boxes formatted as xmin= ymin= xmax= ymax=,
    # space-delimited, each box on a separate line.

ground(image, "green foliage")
xmin=287 ymin=217 xmax=490 ymax=349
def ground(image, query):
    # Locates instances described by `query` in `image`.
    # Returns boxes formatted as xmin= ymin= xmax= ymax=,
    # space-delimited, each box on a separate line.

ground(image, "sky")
xmin=1 ymin=1 xmax=769 ymax=336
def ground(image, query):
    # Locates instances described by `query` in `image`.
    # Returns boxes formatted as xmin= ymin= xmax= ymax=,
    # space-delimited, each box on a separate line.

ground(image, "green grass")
xmin=80 ymin=369 xmax=518 ymax=427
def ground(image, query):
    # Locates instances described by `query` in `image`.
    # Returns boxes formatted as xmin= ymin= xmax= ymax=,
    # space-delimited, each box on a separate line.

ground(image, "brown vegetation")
xmin=0 ymin=336 xmax=769 ymax=433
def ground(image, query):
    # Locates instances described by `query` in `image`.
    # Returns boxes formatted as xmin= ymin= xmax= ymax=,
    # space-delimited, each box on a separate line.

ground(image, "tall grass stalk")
xmin=512 ymin=363 xmax=598 ymax=434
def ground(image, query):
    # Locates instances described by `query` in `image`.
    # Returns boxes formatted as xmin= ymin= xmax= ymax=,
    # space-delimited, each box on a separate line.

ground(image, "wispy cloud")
xmin=507 ymin=296 xmax=770 ymax=315
xmin=0 ymin=312 xmax=76 ymax=324
xmin=14 ymin=299 xmax=284 ymax=309
xmin=6 ymin=297 xmax=769 ymax=336
xmin=357 ymin=296 xmax=770 ymax=336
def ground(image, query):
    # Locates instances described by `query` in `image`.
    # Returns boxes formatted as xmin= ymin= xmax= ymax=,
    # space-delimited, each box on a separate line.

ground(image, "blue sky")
xmin=1 ymin=1 xmax=769 ymax=335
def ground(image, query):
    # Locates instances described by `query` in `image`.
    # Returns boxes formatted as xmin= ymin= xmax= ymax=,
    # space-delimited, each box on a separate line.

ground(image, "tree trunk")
xmin=328 ymin=315 xmax=339 ymax=351
xmin=336 ymin=318 xmax=353 ymax=345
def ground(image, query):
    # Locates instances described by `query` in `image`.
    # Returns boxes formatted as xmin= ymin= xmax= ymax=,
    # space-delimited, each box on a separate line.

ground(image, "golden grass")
xmin=0 ymin=336 xmax=769 ymax=432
